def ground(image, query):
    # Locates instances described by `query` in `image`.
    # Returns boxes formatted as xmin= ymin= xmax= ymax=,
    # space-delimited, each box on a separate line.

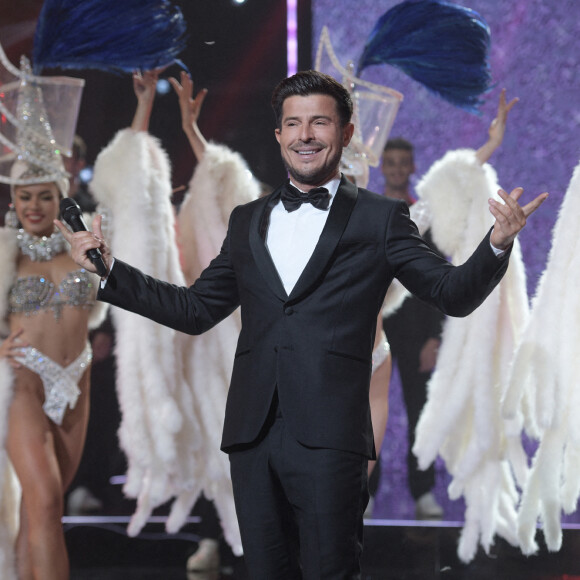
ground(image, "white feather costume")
xmin=0 ymin=227 xmax=107 ymax=578
xmin=411 ymin=149 xmax=530 ymax=562
xmin=91 ymin=133 xmax=258 ymax=555
xmin=91 ymin=128 xmax=199 ymax=540
xmin=503 ymin=160 xmax=580 ymax=555
xmin=174 ymin=143 xmax=260 ymax=554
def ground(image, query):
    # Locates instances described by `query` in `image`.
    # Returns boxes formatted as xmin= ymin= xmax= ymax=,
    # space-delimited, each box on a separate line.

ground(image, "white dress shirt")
xmin=266 ymin=177 xmax=341 ymax=295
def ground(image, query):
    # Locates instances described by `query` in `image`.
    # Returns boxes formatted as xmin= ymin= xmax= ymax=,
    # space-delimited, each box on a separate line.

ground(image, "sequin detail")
xmin=16 ymin=229 xmax=67 ymax=262
xmin=15 ymin=343 xmax=92 ymax=425
xmin=372 ymin=332 xmax=390 ymax=374
xmin=8 ymin=269 xmax=95 ymax=319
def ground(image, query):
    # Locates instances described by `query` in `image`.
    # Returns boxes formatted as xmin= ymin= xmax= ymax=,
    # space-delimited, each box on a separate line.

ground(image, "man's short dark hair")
xmin=271 ymin=70 xmax=353 ymax=129
xmin=384 ymin=137 xmax=414 ymax=156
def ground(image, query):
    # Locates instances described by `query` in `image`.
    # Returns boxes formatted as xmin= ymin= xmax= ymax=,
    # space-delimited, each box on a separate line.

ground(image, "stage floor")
xmin=65 ymin=516 xmax=580 ymax=579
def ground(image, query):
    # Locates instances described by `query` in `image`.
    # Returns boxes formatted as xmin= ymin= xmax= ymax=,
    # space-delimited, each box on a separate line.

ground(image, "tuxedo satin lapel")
xmin=288 ymin=177 xmax=358 ymax=304
xmin=249 ymin=188 xmax=288 ymax=301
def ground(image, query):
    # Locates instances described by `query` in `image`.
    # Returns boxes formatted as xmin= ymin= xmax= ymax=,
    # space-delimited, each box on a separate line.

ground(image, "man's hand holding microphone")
xmin=55 ymin=198 xmax=112 ymax=278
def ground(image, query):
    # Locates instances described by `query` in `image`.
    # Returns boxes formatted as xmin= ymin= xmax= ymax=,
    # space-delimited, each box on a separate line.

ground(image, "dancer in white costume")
xmin=171 ymin=71 xmax=261 ymax=567
xmin=89 ymin=70 xmax=254 ymax=559
xmin=503 ymin=154 xmax=580 ymax=556
xmin=0 ymin=54 xmax=107 ymax=579
xmin=412 ymin=90 xmax=534 ymax=562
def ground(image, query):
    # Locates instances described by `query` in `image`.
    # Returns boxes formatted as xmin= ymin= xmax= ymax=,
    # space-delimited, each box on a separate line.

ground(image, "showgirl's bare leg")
xmin=7 ymin=367 xmax=91 ymax=580
xmin=368 ymin=316 xmax=392 ymax=477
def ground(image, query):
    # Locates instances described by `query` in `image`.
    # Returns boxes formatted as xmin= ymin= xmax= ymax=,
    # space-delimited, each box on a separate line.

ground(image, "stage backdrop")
xmin=313 ymin=0 xmax=580 ymax=297
xmin=312 ymin=0 xmax=580 ymax=521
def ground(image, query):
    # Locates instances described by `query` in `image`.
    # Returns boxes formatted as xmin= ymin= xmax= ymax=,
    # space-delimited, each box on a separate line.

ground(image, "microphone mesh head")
xmin=60 ymin=197 xmax=81 ymax=220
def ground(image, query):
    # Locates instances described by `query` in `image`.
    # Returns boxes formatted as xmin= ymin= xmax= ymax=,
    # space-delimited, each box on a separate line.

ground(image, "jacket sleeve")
xmin=385 ymin=200 xmax=511 ymax=318
xmin=98 ymin=224 xmax=240 ymax=336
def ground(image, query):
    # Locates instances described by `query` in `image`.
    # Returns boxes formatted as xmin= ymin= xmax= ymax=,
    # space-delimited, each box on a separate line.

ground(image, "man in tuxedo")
xmin=57 ymin=70 xmax=546 ymax=579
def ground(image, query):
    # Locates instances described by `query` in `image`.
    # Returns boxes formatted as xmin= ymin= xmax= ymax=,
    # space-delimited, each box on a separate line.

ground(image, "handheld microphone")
xmin=59 ymin=198 xmax=108 ymax=277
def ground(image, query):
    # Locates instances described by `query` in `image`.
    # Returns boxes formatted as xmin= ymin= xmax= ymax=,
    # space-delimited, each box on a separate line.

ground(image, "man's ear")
xmin=275 ymin=128 xmax=281 ymax=144
xmin=342 ymin=123 xmax=355 ymax=147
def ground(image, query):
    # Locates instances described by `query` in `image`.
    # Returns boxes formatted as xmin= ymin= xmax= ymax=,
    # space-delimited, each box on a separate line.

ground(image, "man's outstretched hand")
xmin=489 ymin=187 xmax=548 ymax=251
xmin=54 ymin=214 xmax=112 ymax=277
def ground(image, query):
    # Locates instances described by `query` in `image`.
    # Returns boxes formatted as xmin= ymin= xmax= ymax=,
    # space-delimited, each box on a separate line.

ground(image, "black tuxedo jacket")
xmin=99 ymin=177 xmax=509 ymax=459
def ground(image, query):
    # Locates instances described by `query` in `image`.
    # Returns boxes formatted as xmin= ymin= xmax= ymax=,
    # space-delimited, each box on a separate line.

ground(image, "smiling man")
xmin=274 ymin=92 xmax=353 ymax=188
xmin=58 ymin=70 xmax=547 ymax=579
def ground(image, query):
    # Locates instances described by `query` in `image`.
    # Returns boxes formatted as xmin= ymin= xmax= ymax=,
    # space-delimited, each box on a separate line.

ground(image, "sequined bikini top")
xmin=8 ymin=269 xmax=95 ymax=319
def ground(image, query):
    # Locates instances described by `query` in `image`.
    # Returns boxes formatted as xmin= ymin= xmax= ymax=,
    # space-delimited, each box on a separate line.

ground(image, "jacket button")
xmin=284 ymin=306 xmax=294 ymax=315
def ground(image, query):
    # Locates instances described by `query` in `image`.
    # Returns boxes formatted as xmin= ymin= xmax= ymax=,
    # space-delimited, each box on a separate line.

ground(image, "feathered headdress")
xmin=0 ymin=44 xmax=83 ymax=193
xmin=0 ymin=0 xmax=189 ymax=191
xmin=32 ymin=0 xmax=188 ymax=75
xmin=315 ymin=27 xmax=403 ymax=188
xmin=357 ymin=0 xmax=493 ymax=114
xmin=316 ymin=0 xmax=493 ymax=186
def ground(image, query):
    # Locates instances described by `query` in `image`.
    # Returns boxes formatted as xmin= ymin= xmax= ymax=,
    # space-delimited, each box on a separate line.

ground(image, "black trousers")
xmin=228 ymin=401 xmax=368 ymax=579
xmin=383 ymin=305 xmax=440 ymax=500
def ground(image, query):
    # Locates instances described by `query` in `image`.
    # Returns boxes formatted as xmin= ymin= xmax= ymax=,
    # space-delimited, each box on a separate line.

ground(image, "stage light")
xmin=156 ymin=78 xmax=171 ymax=95
xmin=79 ymin=167 xmax=93 ymax=183
xmin=287 ymin=0 xmax=297 ymax=75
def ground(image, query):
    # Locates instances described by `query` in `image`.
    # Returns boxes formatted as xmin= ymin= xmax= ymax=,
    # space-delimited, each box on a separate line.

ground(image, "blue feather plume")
xmin=32 ymin=0 xmax=188 ymax=75
xmin=357 ymin=0 xmax=492 ymax=114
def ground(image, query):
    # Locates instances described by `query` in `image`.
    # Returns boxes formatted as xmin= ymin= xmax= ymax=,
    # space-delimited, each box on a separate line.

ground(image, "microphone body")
xmin=59 ymin=198 xmax=108 ymax=277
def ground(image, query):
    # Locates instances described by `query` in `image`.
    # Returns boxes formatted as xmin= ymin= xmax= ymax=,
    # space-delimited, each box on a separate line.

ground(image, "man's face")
xmin=275 ymin=94 xmax=354 ymax=189
xmin=381 ymin=148 xmax=415 ymax=190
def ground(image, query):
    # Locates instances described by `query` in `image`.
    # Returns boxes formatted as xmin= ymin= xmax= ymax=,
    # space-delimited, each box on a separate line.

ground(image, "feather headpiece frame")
xmin=315 ymin=26 xmax=403 ymax=188
xmin=0 ymin=43 xmax=83 ymax=192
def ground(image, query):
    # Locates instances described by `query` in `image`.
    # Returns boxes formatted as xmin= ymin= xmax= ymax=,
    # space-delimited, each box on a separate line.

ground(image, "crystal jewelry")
xmin=16 ymin=228 xmax=67 ymax=261
xmin=4 ymin=204 xmax=20 ymax=228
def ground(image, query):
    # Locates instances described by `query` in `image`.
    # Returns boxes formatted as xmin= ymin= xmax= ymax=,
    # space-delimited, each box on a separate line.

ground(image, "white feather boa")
xmin=92 ymin=128 xmax=197 ymax=539
xmin=92 ymin=134 xmax=258 ymax=554
xmin=503 ymin=160 xmax=580 ymax=555
xmin=411 ymin=149 xmax=530 ymax=562
xmin=175 ymin=143 xmax=259 ymax=554
xmin=0 ymin=230 xmax=18 ymax=339
xmin=0 ymin=359 xmax=17 ymax=579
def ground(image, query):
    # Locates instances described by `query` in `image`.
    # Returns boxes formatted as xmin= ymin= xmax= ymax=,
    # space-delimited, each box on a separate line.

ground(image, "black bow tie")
xmin=280 ymin=182 xmax=330 ymax=212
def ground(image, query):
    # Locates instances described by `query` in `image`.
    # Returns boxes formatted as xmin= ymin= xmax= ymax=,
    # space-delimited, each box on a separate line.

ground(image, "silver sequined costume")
xmin=14 ymin=343 xmax=92 ymax=425
xmin=9 ymin=269 xmax=95 ymax=320
xmin=8 ymin=267 xmax=96 ymax=423
xmin=0 ymin=226 xmax=107 ymax=579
